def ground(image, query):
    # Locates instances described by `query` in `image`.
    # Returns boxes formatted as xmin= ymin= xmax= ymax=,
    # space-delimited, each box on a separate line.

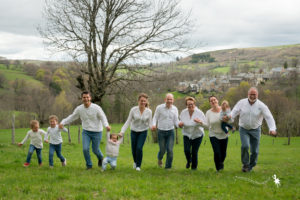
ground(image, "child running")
xmin=45 ymin=115 xmax=68 ymax=168
xmin=102 ymin=132 xmax=123 ymax=171
xmin=18 ymin=120 xmax=47 ymax=167
xmin=220 ymin=100 xmax=235 ymax=134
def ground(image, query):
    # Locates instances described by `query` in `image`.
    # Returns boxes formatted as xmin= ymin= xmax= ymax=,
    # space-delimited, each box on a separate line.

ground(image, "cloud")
xmin=1 ymin=0 xmax=300 ymax=61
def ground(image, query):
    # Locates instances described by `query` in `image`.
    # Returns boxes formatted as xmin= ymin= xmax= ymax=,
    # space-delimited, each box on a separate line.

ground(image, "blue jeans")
xmin=26 ymin=144 xmax=42 ymax=164
xmin=239 ymin=126 xmax=261 ymax=169
xmin=157 ymin=129 xmax=174 ymax=169
xmin=221 ymin=121 xmax=233 ymax=134
xmin=102 ymin=156 xmax=117 ymax=170
xmin=209 ymin=137 xmax=228 ymax=171
xmin=49 ymin=143 xmax=65 ymax=166
xmin=82 ymin=129 xmax=103 ymax=168
xmin=131 ymin=130 xmax=148 ymax=168
xmin=183 ymin=136 xmax=203 ymax=169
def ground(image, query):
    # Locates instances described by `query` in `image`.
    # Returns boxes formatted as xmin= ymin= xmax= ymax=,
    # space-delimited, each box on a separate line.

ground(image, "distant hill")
xmin=178 ymin=44 xmax=300 ymax=71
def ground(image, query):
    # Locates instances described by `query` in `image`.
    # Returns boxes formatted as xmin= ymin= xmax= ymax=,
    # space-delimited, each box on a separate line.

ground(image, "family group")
xmin=18 ymin=87 xmax=277 ymax=173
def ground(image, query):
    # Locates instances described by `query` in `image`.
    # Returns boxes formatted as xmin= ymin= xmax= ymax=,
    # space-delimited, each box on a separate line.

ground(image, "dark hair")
xmin=81 ymin=91 xmax=91 ymax=97
xmin=208 ymin=95 xmax=217 ymax=102
xmin=110 ymin=133 xmax=118 ymax=139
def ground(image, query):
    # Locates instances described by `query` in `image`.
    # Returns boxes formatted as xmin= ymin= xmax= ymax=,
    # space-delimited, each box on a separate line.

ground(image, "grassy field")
xmin=0 ymin=125 xmax=299 ymax=200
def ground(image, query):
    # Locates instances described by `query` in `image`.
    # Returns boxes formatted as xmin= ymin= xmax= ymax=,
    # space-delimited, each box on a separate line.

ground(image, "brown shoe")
xmin=158 ymin=160 xmax=163 ymax=168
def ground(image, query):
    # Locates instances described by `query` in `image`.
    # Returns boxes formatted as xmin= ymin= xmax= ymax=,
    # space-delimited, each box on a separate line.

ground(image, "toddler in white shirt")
xmin=18 ymin=120 xmax=47 ymax=167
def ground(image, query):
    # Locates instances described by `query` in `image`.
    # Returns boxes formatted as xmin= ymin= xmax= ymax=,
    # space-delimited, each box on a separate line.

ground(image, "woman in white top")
xmin=119 ymin=93 xmax=152 ymax=171
xmin=206 ymin=95 xmax=232 ymax=171
xmin=178 ymin=97 xmax=206 ymax=170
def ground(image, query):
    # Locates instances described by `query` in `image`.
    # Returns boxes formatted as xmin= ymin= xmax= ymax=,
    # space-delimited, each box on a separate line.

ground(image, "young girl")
xmin=18 ymin=120 xmax=47 ymax=167
xmin=102 ymin=132 xmax=123 ymax=171
xmin=220 ymin=100 xmax=235 ymax=134
xmin=45 ymin=115 xmax=68 ymax=168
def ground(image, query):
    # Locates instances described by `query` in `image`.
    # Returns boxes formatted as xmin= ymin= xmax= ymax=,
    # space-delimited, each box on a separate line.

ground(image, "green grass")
xmin=0 ymin=125 xmax=299 ymax=199
xmin=212 ymin=66 xmax=231 ymax=73
xmin=0 ymin=68 xmax=43 ymax=87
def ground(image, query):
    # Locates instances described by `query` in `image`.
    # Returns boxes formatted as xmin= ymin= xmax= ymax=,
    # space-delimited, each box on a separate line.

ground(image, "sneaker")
xmin=242 ymin=165 xmax=249 ymax=172
xmin=62 ymin=158 xmax=67 ymax=166
xmin=136 ymin=167 xmax=141 ymax=171
xmin=49 ymin=166 xmax=54 ymax=169
xmin=86 ymin=166 xmax=92 ymax=170
xmin=39 ymin=163 xmax=43 ymax=167
xmin=232 ymin=127 xmax=236 ymax=134
xmin=186 ymin=162 xmax=190 ymax=169
xmin=158 ymin=160 xmax=163 ymax=168
xmin=133 ymin=163 xmax=136 ymax=169
xmin=98 ymin=158 xmax=103 ymax=167
xmin=23 ymin=162 xmax=30 ymax=167
xmin=101 ymin=168 xmax=105 ymax=172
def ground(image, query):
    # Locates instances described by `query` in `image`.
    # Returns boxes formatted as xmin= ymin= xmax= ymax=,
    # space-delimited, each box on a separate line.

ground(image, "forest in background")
xmin=0 ymin=44 xmax=299 ymax=137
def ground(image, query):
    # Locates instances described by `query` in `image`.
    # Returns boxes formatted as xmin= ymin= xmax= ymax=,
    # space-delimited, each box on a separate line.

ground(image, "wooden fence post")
xmin=175 ymin=128 xmax=178 ymax=144
xmin=68 ymin=125 xmax=71 ymax=143
xmin=12 ymin=114 xmax=15 ymax=144
xmin=78 ymin=125 xmax=81 ymax=144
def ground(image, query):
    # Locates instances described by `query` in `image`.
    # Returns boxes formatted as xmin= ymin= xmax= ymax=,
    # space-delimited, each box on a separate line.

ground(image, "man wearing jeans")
xmin=151 ymin=93 xmax=179 ymax=169
xmin=59 ymin=91 xmax=110 ymax=169
xmin=231 ymin=87 xmax=276 ymax=172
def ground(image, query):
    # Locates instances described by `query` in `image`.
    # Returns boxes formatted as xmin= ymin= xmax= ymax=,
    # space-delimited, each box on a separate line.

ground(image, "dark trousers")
xmin=209 ymin=137 xmax=228 ymax=171
xmin=131 ymin=130 xmax=148 ymax=168
xmin=183 ymin=136 xmax=203 ymax=169
xmin=221 ymin=121 xmax=233 ymax=134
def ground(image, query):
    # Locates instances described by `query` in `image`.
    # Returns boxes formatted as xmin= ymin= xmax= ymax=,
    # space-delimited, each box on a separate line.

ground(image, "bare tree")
xmin=40 ymin=0 xmax=192 ymax=105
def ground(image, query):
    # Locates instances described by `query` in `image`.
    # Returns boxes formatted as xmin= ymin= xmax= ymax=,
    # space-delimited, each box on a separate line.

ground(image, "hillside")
xmin=177 ymin=44 xmax=300 ymax=72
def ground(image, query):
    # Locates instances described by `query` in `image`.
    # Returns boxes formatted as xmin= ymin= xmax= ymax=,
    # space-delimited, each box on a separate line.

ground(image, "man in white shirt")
xmin=151 ymin=93 xmax=179 ymax=169
xmin=231 ymin=87 xmax=277 ymax=172
xmin=59 ymin=91 xmax=111 ymax=169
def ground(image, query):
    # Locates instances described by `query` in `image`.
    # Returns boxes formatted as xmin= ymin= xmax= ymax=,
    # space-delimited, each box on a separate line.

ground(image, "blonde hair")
xmin=221 ymin=100 xmax=230 ymax=108
xmin=138 ymin=93 xmax=149 ymax=108
xmin=49 ymin=115 xmax=58 ymax=122
xmin=185 ymin=97 xmax=196 ymax=105
xmin=30 ymin=120 xmax=39 ymax=129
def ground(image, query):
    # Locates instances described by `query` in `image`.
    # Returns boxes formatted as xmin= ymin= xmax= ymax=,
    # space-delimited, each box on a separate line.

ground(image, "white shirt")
xmin=105 ymin=132 xmax=123 ymax=157
xmin=180 ymin=107 xmax=206 ymax=139
xmin=205 ymin=109 xmax=229 ymax=140
xmin=61 ymin=103 xmax=109 ymax=132
xmin=152 ymin=104 xmax=179 ymax=131
xmin=45 ymin=125 xmax=68 ymax=144
xmin=231 ymin=98 xmax=276 ymax=131
xmin=120 ymin=106 xmax=152 ymax=134
xmin=20 ymin=129 xmax=47 ymax=149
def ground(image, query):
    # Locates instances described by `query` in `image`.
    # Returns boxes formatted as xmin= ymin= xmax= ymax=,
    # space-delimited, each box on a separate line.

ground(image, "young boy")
xmin=102 ymin=132 xmax=123 ymax=171
xmin=18 ymin=120 xmax=47 ymax=167
xmin=220 ymin=100 xmax=235 ymax=134
xmin=45 ymin=115 xmax=68 ymax=168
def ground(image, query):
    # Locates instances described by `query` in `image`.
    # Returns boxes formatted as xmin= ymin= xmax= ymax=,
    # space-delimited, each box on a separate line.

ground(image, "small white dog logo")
xmin=273 ymin=174 xmax=280 ymax=187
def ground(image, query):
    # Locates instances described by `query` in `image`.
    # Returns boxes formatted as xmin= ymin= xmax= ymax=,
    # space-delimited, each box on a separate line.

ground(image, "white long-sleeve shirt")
xmin=61 ymin=103 xmax=109 ymax=132
xmin=45 ymin=125 xmax=68 ymax=144
xmin=20 ymin=129 xmax=47 ymax=149
xmin=231 ymin=98 xmax=276 ymax=131
xmin=120 ymin=106 xmax=152 ymax=135
xmin=152 ymin=104 xmax=179 ymax=131
xmin=105 ymin=132 xmax=123 ymax=157
xmin=180 ymin=107 xmax=207 ymax=139
xmin=205 ymin=109 xmax=229 ymax=140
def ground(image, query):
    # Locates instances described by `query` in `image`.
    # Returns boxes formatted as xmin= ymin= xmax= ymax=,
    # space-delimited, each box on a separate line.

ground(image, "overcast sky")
xmin=1 ymin=0 xmax=300 ymax=61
